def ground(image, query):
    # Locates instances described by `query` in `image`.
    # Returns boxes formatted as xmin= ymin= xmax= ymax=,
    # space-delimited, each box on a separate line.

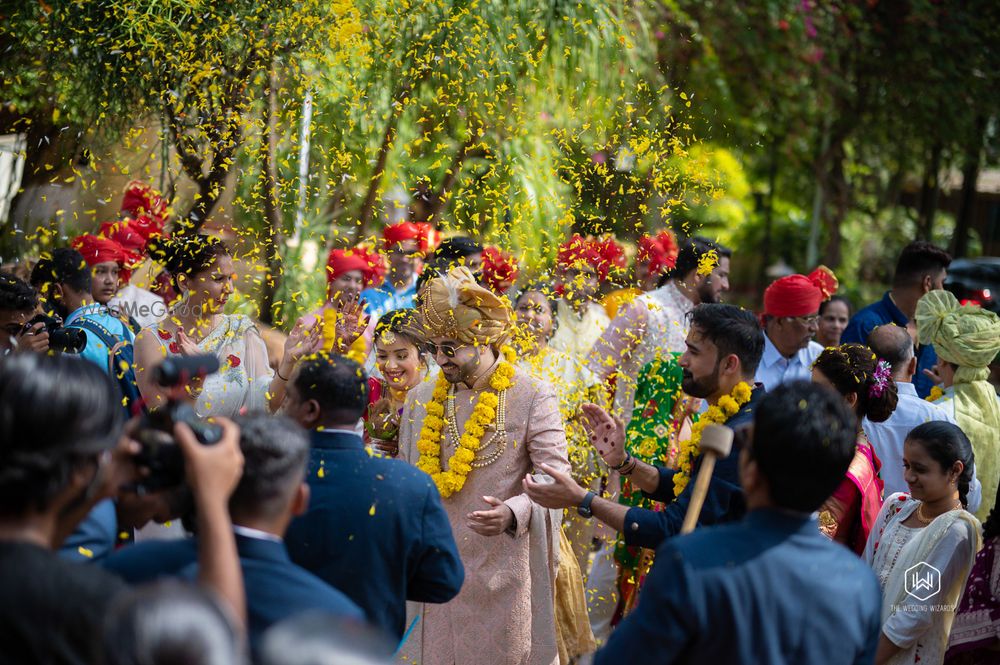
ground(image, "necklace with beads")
xmin=446 ymin=385 xmax=508 ymax=468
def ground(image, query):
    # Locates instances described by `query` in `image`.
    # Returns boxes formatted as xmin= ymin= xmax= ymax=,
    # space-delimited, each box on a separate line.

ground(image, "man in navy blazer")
xmin=595 ymin=382 xmax=883 ymax=665
xmin=526 ymin=304 xmax=765 ymax=550
xmin=282 ymin=353 xmax=463 ymax=641
xmin=103 ymin=415 xmax=364 ymax=647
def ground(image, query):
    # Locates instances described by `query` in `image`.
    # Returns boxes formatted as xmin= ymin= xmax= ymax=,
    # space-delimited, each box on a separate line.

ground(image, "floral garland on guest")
xmin=415 ymin=347 xmax=516 ymax=498
xmin=672 ymin=380 xmax=753 ymax=496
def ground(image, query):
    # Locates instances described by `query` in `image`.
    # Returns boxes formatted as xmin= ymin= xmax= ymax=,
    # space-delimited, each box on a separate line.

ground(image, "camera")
xmin=134 ymin=354 xmax=224 ymax=491
xmin=22 ymin=313 xmax=87 ymax=353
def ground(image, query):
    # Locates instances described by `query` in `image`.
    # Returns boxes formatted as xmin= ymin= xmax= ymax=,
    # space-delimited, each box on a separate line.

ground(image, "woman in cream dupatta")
xmin=863 ymin=422 xmax=982 ymax=664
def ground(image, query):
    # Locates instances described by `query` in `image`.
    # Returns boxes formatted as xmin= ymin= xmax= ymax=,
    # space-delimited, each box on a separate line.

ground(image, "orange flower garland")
xmin=672 ymin=381 xmax=752 ymax=497
xmin=416 ymin=350 xmax=516 ymax=498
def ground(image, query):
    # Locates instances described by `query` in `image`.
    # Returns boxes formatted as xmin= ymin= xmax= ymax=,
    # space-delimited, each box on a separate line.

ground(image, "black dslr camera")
xmin=22 ymin=313 xmax=87 ymax=353
xmin=134 ymin=354 xmax=224 ymax=491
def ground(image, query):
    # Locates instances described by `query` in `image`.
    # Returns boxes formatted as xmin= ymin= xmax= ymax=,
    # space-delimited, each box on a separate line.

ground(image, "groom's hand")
xmin=467 ymin=496 xmax=514 ymax=536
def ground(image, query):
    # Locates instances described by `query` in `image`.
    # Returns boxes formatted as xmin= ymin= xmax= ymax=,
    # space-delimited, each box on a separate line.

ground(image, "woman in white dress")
xmin=135 ymin=234 xmax=318 ymax=417
xmin=863 ymin=421 xmax=982 ymax=665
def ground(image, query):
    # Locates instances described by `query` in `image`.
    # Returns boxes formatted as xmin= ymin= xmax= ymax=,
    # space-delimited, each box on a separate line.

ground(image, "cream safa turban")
xmin=418 ymin=266 xmax=514 ymax=346
xmin=916 ymin=289 xmax=1000 ymax=373
xmin=917 ymin=288 xmax=1000 ymax=520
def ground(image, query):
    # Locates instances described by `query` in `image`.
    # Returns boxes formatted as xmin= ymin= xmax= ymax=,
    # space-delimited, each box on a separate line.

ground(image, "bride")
xmin=134 ymin=234 xmax=318 ymax=417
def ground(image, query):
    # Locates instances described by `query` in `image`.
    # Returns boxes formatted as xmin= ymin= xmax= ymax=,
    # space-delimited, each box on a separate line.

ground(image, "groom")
xmin=398 ymin=266 xmax=571 ymax=665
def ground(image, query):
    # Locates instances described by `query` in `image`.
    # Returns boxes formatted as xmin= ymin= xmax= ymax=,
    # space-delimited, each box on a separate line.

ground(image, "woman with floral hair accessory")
xmin=918 ymin=289 xmax=1000 ymax=521
xmin=812 ymin=343 xmax=899 ymax=554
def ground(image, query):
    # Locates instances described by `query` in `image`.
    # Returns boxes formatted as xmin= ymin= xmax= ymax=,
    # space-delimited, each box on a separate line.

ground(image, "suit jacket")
xmin=103 ymin=532 xmax=363 ymax=647
xmin=596 ymin=509 xmax=883 ymax=665
xmin=622 ymin=385 xmax=765 ymax=549
xmin=285 ymin=430 xmax=463 ymax=640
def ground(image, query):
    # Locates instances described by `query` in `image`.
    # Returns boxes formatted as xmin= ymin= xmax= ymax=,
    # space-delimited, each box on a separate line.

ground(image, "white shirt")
xmin=866 ymin=382 xmax=982 ymax=513
xmin=754 ymin=336 xmax=823 ymax=392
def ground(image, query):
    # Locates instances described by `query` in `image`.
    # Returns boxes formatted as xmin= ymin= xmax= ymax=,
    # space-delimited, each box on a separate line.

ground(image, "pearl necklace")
xmin=446 ymin=385 xmax=508 ymax=468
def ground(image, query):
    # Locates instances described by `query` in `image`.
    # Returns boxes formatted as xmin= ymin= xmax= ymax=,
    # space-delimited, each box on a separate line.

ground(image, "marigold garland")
xmin=416 ymin=348 xmax=516 ymax=498
xmin=671 ymin=381 xmax=752 ymax=497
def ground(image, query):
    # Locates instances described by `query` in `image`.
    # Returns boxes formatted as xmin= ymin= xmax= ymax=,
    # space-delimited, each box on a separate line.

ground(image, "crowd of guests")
xmin=3 ymin=181 xmax=1000 ymax=665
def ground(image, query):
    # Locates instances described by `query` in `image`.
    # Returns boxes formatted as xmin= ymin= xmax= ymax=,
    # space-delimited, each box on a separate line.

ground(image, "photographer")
xmin=0 ymin=271 xmax=48 ymax=355
xmin=30 ymin=247 xmax=136 ymax=371
xmin=0 ymin=353 xmax=247 ymax=663
xmin=103 ymin=413 xmax=365 ymax=649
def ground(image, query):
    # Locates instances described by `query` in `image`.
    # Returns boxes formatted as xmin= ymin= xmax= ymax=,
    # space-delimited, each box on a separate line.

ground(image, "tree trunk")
xmin=259 ymin=67 xmax=284 ymax=326
xmin=917 ymin=142 xmax=943 ymax=241
xmin=952 ymin=119 xmax=985 ymax=258
xmin=758 ymin=136 xmax=779 ymax=290
xmin=822 ymin=137 xmax=849 ymax=269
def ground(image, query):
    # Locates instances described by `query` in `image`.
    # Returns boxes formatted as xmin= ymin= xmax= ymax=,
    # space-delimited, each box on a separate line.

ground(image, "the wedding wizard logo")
xmin=904 ymin=562 xmax=941 ymax=602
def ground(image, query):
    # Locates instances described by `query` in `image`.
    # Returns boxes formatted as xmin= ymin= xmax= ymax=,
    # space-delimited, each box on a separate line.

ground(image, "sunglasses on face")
xmin=426 ymin=342 xmax=461 ymax=358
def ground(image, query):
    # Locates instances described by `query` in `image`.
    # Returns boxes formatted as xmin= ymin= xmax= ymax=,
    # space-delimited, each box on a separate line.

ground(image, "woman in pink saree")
xmin=812 ymin=344 xmax=899 ymax=554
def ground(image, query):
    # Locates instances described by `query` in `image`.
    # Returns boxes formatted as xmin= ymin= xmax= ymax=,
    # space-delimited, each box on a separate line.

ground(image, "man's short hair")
xmin=866 ymin=324 xmax=914 ymax=373
xmin=892 ymin=241 xmax=951 ymax=288
xmin=230 ymin=415 xmax=310 ymax=520
xmin=0 ymin=271 xmax=38 ymax=313
xmin=688 ymin=303 xmax=764 ymax=377
xmin=29 ymin=247 xmax=93 ymax=296
xmin=292 ymin=353 xmax=369 ymax=426
xmin=666 ymin=236 xmax=732 ymax=283
xmin=750 ymin=382 xmax=858 ymax=512
xmin=0 ymin=353 xmax=123 ymax=516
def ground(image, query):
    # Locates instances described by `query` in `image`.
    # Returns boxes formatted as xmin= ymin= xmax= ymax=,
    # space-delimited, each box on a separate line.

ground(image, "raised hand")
xmin=580 ymin=402 xmax=626 ymax=467
xmin=283 ymin=316 xmax=322 ymax=364
xmin=335 ymin=299 xmax=368 ymax=350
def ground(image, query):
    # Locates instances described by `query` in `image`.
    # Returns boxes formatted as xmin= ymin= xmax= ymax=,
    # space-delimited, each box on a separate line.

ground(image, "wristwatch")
xmin=577 ymin=491 xmax=596 ymax=518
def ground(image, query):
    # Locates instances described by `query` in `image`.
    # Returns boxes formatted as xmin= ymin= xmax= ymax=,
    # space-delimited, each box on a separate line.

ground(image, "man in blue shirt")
xmin=281 ymin=352 xmax=463 ymax=641
xmin=842 ymin=240 xmax=951 ymax=397
xmin=103 ymin=414 xmax=365 ymax=648
xmin=525 ymin=303 xmax=765 ymax=551
xmin=360 ymin=221 xmax=424 ymax=322
xmin=595 ymin=382 xmax=883 ymax=665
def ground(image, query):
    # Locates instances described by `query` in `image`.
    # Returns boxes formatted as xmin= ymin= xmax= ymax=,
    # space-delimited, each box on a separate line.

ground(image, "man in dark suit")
xmin=594 ymin=382 xmax=883 ymax=665
xmin=282 ymin=352 xmax=464 ymax=641
xmin=103 ymin=415 xmax=364 ymax=647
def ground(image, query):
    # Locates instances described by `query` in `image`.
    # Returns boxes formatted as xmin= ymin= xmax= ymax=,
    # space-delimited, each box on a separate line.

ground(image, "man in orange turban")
xmin=551 ymin=234 xmax=615 ymax=358
xmin=361 ymin=221 xmax=426 ymax=322
xmin=755 ymin=266 xmax=839 ymax=391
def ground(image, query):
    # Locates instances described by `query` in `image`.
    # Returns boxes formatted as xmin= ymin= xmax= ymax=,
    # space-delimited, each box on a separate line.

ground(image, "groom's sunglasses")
xmin=426 ymin=342 xmax=461 ymax=358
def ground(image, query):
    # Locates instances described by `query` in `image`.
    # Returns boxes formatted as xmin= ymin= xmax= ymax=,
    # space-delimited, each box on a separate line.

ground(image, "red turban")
xmin=326 ymin=246 xmax=386 ymax=288
xmin=763 ymin=266 xmax=839 ymax=318
xmin=120 ymin=180 xmax=168 ymax=229
xmin=72 ymin=234 xmax=130 ymax=282
xmin=481 ymin=246 xmax=519 ymax=294
xmin=383 ymin=222 xmax=421 ymax=248
xmin=99 ymin=220 xmax=148 ymax=266
xmin=558 ymin=234 xmax=625 ymax=281
xmin=415 ymin=222 xmax=441 ymax=254
xmin=637 ymin=230 xmax=679 ymax=276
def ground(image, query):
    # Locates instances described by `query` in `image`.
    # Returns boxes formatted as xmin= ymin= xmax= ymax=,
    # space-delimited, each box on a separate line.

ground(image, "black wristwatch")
xmin=577 ymin=491 xmax=596 ymax=518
